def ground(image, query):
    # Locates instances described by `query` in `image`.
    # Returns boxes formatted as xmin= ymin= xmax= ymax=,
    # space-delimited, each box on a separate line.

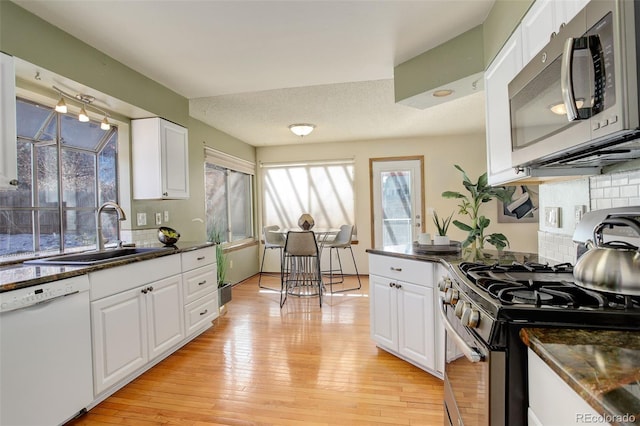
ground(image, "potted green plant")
xmin=442 ymin=164 xmax=511 ymax=250
xmin=208 ymin=224 xmax=232 ymax=307
xmin=432 ymin=211 xmax=453 ymax=245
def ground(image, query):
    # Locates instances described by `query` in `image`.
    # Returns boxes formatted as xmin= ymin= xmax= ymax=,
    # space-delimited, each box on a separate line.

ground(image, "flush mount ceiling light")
xmin=433 ymin=89 xmax=454 ymax=97
xmin=550 ymin=99 xmax=585 ymax=115
xmin=52 ymin=85 xmax=111 ymax=130
xmin=288 ymin=123 xmax=315 ymax=137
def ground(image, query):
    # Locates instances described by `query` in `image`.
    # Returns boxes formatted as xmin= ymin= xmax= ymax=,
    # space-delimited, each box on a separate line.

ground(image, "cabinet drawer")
xmin=368 ymin=254 xmax=432 ymax=286
xmin=183 ymin=264 xmax=216 ymax=304
xmin=184 ymin=293 xmax=218 ymax=337
xmin=181 ymin=246 xmax=216 ymax=271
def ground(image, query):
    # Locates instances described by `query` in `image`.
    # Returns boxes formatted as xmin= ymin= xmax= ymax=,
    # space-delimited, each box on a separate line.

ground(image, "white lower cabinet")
xmin=91 ymin=274 xmax=184 ymax=394
xmin=181 ymin=247 xmax=218 ymax=337
xmin=528 ymin=348 xmax=609 ymax=426
xmin=369 ymin=254 xmax=439 ymax=376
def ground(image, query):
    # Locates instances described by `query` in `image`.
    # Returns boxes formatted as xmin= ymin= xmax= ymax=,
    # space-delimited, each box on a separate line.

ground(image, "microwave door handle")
xmin=561 ymin=37 xmax=579 ymax=121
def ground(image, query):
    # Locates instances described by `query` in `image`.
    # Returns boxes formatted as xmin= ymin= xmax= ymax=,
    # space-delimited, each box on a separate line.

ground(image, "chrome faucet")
xmin=97 ymin=201 xmax=126 ymax=251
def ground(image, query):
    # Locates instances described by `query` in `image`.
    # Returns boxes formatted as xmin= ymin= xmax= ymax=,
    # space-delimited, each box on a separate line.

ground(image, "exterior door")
xmin=371 ymin=157 xmax=424 ymax=248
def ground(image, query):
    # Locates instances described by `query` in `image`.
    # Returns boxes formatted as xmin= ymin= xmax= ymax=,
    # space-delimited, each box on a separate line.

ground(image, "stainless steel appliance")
xmin=508 ymin=0 xmax=640 ymax=171
xmin=440 ymin=207 xmax=640 ymax=425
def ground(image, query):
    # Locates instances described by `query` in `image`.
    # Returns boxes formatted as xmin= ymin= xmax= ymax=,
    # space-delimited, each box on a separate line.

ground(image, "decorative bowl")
xmin=158 ymin=226 xmax=180 ymax=245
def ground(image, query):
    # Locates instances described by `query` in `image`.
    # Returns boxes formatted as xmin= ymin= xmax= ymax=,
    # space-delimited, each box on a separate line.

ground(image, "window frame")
xmin=204 ymin=148 xmax=256 ymax=248
xmin=0 ymin=96 xmax=120 ymax=259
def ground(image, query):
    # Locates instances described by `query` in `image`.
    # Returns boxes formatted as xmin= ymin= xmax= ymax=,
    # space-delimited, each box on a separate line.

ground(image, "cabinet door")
xmin=160 ymin=119 xmax=189 ymax=199
xmin=146 ymin=275 xmax=185 ymax=360
xmin=397 ymin=281 xmax=435 ymax=370
xmin=369 ymin=274 xmax=398 ymax=350
xmin=485 ymin=28 xmax=527 ymax=186
xmin=521 ymin=0 xmax=556 ymax=63
xmin=0 ymin=52 xmax=17 ymax=190
xmin=91 ymin=287 xmax=147 ymax=395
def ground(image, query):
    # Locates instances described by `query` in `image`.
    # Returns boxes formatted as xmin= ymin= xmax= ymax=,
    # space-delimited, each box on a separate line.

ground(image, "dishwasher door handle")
xmin=438 ymin=296 xmax=483 ymax=363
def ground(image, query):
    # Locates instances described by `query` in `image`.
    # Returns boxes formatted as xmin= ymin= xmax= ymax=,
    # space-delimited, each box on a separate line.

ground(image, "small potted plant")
xmin=432 ymin=211 xmax=453 ymax=245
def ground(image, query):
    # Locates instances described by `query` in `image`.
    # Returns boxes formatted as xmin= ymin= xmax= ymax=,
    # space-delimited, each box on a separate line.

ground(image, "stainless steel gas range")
xmin=439 ymin=207 xmax=640 ymax=426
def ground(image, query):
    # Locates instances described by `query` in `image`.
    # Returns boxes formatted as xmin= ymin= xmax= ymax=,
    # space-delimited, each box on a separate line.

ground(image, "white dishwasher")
xmin=0 ymin=275 xmax=94 ymax=426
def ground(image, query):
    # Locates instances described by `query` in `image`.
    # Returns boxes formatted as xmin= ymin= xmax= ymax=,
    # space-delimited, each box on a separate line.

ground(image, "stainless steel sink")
xmin=25 ymin=247 xmax=173 ymax=266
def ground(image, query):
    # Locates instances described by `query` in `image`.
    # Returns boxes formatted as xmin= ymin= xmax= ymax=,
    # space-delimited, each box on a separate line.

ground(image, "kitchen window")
xmin=261 ymin=159 xmax=355 ymax=230
xmin=204 ymin=148 xmax=255 ymax=244
xmin=0 ymin=98 xmax=119 ymax=258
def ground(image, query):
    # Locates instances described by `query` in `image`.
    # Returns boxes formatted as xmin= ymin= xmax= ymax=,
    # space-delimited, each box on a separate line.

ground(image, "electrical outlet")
xmin=155 ymin=212 xmax=162 ymax=225
xmin=164 ymin=210 xmax=169 ymax=222
xmin=136 ymin=212 xmax=147 ymax=226
xmin=574 ymin=205 xmax=586 ymax=223
xmin=545 ymin=207 xmax=560 ymax=228
xmin=229 ymin=260 xmax=233 ymax=269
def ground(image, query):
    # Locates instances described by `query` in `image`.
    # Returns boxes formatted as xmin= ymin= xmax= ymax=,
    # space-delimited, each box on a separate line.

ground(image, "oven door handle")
xmin=438 ymin=296 xmax=483 ymax=363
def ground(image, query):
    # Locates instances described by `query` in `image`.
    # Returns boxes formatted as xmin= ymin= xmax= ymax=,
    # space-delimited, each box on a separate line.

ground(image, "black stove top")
xmin=454 ymin=261 xmax=640 ymax=330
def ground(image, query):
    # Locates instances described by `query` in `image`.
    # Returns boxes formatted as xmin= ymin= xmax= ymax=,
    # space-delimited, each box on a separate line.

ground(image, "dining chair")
xmin=259 ymin=225 xmax=286 ymax=290
xmin=321 ymin=224 xmax=362 ymax=293
xmin=280 ymin=231 xmax=323 ymax=308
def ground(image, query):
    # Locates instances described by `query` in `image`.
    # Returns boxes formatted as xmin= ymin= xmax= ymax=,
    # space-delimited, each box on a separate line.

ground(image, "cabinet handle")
xmin=389 ymin=282 xmax=396 ymax=288
xmin=197 ymin=256 xmax=205 ymax=261
xmin=163 ymin=192 xmax=168 ymax=196
xmin=390 ymin=267 xmax=402 ymax=272
xmin=199 ymin=309 xmax=208 ymax=316
xmin=9 ymin=179 xmax=18 ymax=186
xmin=147 ymin=286 xmax=154 ymax=292
xmin=141 ymin=288 xmax=148 ymax=294
xmin=198 ymin=280 xmax=207 ymax=286
xmin=396 ymin=284 xmax=402 ymax=289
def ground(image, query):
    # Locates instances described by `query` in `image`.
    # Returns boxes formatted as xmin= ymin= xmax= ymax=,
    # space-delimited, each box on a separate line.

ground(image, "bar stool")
xmin=322 ymin=224 xmax=362 ymax=293
xmin=258 ymin=225 xmax=286 ymax=290
xmin=280 ymin=231 xmax=322 ymax=308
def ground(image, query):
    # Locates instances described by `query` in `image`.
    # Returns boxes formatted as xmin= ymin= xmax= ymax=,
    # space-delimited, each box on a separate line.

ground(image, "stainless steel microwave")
xmin=508 ymin=0 xmax=640 ymax=170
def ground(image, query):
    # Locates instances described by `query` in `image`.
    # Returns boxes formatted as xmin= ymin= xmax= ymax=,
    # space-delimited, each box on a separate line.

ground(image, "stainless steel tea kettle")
xmin=573 ymin=217 xmax=640 ymax=296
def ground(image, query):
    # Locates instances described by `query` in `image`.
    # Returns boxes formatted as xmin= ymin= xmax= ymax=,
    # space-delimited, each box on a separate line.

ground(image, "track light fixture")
xmin=55 ymin=97 xmax=67 ymax=113
xmin=52 ymin=85 xmax=112 ymax=130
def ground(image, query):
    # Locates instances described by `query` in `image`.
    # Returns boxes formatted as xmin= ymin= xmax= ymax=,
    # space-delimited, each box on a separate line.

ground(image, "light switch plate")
xmin=164 ymin=210 xmax=169 ymax=222
xmin=136 ymin=212 xmax=147 ymax=226
xmin=155 ymin=212 xmax=162 ymax=225
xmin=545 ymin=207 xmax=560 ymax=228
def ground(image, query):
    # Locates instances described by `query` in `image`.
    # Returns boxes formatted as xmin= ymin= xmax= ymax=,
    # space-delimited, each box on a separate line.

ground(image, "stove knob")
xmin=444 ymin=288 xmax=459 ymax=305
xmin=462 ymin=307 xmax=481 ymax=328
xmin=454 ymin=301 xmax=469 ymax=318
xmin=438 ymin=277 xmax=452 ymax=292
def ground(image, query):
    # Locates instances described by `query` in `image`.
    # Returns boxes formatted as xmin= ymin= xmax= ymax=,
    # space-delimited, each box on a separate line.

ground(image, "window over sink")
xmin=0 ymin=98 xmax=119 ymax=259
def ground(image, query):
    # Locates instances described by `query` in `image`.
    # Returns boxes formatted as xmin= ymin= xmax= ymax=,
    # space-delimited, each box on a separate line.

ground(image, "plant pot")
xmin=433 ymin=235 xmax=450 ymax=246
xmin=218 ymin=282 xmax=232 ymax=307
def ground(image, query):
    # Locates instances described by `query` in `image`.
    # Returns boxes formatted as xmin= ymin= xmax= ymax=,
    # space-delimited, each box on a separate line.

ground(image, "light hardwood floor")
xmin=70 ymin=275 xmax=444 ymax=425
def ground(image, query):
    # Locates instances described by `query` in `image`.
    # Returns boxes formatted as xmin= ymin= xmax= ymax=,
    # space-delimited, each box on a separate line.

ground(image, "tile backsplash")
xmin=538 ymin=167 xmax=640 ymax=263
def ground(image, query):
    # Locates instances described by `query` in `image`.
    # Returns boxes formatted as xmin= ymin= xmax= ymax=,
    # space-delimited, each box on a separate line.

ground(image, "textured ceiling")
xmin=13 ymin=0 xmax=495 ymax=146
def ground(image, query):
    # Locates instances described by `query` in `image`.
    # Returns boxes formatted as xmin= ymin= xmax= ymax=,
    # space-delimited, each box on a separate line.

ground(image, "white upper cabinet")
xmin=0 ymin=52 xmax=17 ymax=191
xmin=522 ymin=0 xmax=591 ymax=63
xmin=132 ymin=117 xmax=189 ymax=199
xmin=485 ymin=28 xmax=528 ymax=186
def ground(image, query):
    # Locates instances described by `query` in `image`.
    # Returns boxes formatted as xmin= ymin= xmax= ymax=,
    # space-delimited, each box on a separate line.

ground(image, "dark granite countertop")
xmin=521 ymin=328 xmax=640 ymax=426
xmin=366 ymin=243 xmax=541 ymax=267
xmin=0 ymin=241 xmax=214 ymax=292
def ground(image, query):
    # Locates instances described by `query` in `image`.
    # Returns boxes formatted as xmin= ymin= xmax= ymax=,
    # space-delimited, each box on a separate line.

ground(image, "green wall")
xmin=483 ymin=0 xmax=534 ymax=67
xmin=393 ymin=0 xmax=534 ymax=102
xmin=394 ymin=25 xmax=484 ymax=103
xmin=1 ymin=1 xmax=259 ymax=281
